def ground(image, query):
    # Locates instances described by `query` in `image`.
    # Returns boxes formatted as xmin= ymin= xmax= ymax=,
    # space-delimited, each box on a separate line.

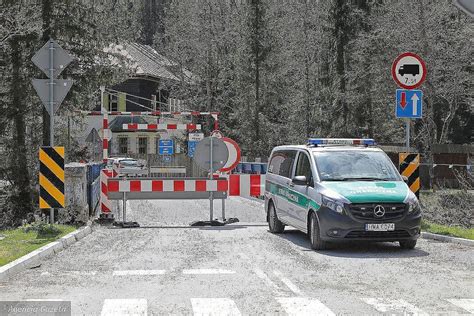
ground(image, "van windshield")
xmin=313 ymin=151 xmax=401 ymax=181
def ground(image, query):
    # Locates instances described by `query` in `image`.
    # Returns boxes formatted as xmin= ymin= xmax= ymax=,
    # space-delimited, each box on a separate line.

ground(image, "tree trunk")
xmin=252 ymin=0 xmax=261 ymax=158
xmin=334 ymin=0 xmax=348 ymax=135
xmin=10 ymin=36 xmax=34 ymax=222
xmin=41 ymin=0 xmax=53 ymax=147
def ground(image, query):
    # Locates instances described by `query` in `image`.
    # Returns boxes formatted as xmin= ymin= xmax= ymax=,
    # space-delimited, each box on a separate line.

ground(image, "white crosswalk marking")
xmin=183 ymin=269 xmax=236 ymax=275
xmin=191 ymin=298 xmax=241 ymax=316
xmin=112 ymin=270 xmax=166 ymax=276
xmin=447 ymin=299 xmax=474 ymax=314
xmin=276 ymin=297 xmax=335 ymax=316
xmin=273 ymin=270 xmax=304 ymax=295
xmin=362 ymin=298 xmax=427 ymax=315
xmin=100 ymin=299 xmax=147 ymax=316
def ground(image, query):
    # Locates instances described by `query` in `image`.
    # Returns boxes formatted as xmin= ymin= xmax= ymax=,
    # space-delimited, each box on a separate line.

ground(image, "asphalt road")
xmin=0 ymin=197 xmax=473 ymax=315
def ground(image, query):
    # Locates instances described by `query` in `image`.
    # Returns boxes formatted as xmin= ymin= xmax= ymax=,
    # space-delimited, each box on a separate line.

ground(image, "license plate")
xmin=365 ymin=223 xmax=395 ymax=231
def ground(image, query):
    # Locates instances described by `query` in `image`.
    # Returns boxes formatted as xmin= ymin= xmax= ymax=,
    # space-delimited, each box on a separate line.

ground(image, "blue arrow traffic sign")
xmin=396 ymin=89 xmax=423 ymax=119
xmin=187 ymin=141 xmax=198 ymax=158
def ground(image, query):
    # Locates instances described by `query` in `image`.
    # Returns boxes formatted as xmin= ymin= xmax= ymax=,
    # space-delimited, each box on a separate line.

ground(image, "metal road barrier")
xmin=106 ymin=177 xmax=228 ymax=200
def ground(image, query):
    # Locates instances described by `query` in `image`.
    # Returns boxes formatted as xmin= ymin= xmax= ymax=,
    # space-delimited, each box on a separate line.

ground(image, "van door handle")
xmin=289 ymin=182 xmax=295 ymax=187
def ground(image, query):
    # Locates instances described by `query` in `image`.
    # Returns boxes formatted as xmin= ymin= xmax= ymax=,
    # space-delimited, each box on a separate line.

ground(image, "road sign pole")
xmin=405 ymin=119 xmax=410 ymax=152
xmin=209 ymin=137 xmax=214 ymax=222
xmin=48 ymin=39 xmax=55 ymax=224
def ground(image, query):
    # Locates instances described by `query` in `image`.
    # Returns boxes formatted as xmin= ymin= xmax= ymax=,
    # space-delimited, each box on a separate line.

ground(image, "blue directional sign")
xmin=396 ymin=89 xmax=423 ymax=119
xmin=159 ymin=139 xmax=174 ymax=155
xmin=188 ymin=141 xmax=198 ymax=158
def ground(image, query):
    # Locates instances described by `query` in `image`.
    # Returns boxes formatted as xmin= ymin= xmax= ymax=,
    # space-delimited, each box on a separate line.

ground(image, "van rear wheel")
xmin=268 ymin=203 xmax=285 ymax=233
xmin=309 ymin=212 xmax=327 ymax=250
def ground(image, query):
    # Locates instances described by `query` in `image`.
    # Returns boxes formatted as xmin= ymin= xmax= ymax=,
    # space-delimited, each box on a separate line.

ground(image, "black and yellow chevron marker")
xmin=39 ymin=146 xmax=65 ymax=208
xmin=399 ymin=153 xmax=420 ymax=198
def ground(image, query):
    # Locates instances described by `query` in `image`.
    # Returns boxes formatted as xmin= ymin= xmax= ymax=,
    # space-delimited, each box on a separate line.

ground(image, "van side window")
xmin=268 ymin=150 xmax=296 ymax=178
xmin=295 ymin=152 xmax=313 ymax=186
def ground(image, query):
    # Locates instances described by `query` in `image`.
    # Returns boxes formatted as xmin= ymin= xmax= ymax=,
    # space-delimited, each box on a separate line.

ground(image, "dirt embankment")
xmin=421 ymin=190 xmax=473 ymax=229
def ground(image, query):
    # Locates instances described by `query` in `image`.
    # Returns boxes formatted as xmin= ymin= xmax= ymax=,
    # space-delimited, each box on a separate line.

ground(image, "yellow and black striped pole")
xmin=399 ymin=153 xmax=420 ymax=198
xmin=39 ymin=146 xmax=65 ymax=208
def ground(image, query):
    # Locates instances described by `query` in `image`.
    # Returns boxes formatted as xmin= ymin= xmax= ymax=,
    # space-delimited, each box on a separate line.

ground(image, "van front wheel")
xmin=268 ymin=203 xmax=285 ymax=233
xmin=309 ymin=212 xmax=327 ymax=250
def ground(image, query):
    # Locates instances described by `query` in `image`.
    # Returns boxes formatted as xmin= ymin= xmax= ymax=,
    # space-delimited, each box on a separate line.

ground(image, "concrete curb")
xmin=0 ymin=222 xmax=95 ymax=282
xmin=421 ymin=231 xmax=474 ymax=247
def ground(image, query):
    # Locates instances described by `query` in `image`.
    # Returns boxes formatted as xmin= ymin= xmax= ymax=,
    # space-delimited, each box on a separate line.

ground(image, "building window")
xmin=110 ymin=94 xmax=118 ymax=111
xmin=138 ymin=137 xmax=147 ymax=154
xmin=119 ymin=137 xmax=128 ymax=154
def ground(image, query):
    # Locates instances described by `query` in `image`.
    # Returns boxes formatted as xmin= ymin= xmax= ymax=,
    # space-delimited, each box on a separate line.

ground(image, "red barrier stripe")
xmin=148 ymin=124 xmax=157 ymax=129
xmin=250 ymin=175 xmax=261 ymax=197
xmin=174 ymin=180 xmax=185 ymax=192
xmin=196 ymin=180 xmax=206 ymax=192
xmin=103 ymin=119 xmax=108 ymax=129
xmin=168 ymin=124 xmax=177 ymax=129
xmin=229 ymin=174 xmax=240 ymax=196
xmin=102 ymin=139 xmax=108 ymax=149
xmin=217 ymin=180 xmax=228 ymax=192
xmin=101 ymin=182 xmax=108 ymax=195
xmin=130 ymin=180 xmax=141 ymax=192
xmin=152 ymin=180 xmax=163 ymax=192
xmin=187 ymin=123 xmax=197 ymax=130
xmin=108 ymin=180 xmax=119 ymax=192
xmin=129 ymin=123 xmax=138 ymax=129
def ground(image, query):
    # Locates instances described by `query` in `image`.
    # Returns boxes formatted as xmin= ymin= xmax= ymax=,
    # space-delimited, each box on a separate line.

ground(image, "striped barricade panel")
xmin=399 ymin=153 xmax=420 ymax=198
xmin=100 ymin=169 xmax=115 ymax=213
xmin=228 ymin=174 xmax=265 ymax=198
xmin=39 ymin=146 xmax=65 ymax=208
xmin=106 ymin=178 xmax=228 ymax=201
xmin=122 ymin=123 xmax=201 ymax=131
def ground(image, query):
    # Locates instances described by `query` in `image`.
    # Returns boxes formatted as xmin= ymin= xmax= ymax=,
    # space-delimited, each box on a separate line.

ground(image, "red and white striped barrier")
xmin=78 ymin=110 xmax=219 ymax=117
xmin=102 ymin=109 xmax=109 ymax=162
xmin=100 ymin=169 xmax=114 ymax=213
xmin=228 ymin=174 xmax=265 ymax=198
xmin=122 ymin=123 xmax=201 ymax=131
xmin=107 ymin=179 xmax=228 ymax=193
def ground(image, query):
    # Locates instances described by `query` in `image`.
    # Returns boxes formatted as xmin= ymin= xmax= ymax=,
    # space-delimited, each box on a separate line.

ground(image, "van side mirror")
xmin=402 ymin=175 xmax=409 ymax=184
xmin=292 ymin=175 xmax=308 ymax=186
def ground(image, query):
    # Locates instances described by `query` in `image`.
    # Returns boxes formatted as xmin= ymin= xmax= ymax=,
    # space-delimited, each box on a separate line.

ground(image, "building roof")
xmin=103 ymin=43 xmax=198 ymax=84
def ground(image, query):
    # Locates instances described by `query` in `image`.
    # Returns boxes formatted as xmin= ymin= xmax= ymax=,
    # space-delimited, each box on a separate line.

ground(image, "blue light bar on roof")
xmin=308 ymin=138 xmax=376 ymax=146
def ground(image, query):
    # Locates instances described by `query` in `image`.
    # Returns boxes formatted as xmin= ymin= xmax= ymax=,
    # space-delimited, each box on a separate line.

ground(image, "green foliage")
xmin=422 ymin=220 xmax=474 ymax=240
xmin=0 ymin=224 xmax=76 ymax=266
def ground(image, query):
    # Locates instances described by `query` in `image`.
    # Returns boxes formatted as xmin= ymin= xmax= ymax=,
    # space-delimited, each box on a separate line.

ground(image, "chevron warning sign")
xmin=399 ymin=153 xmax=420 ymax=198
xmin=39 ymin=146 xmax=65 ymax=208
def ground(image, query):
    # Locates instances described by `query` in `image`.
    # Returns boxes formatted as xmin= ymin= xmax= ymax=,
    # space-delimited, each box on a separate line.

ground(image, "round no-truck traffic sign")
xmin=391 ymin=52 xmax=427 ymax=89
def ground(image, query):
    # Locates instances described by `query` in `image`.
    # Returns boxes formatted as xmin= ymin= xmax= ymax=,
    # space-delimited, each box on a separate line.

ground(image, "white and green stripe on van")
xmin=268 ymin=181 xmax=320 ymax=210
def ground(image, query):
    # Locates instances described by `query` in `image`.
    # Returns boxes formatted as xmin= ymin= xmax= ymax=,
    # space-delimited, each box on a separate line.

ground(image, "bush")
xmin=22 ymin=223 xmax=61 ymax=238
xmin=421 ymin=190 xmax=473 ymax=229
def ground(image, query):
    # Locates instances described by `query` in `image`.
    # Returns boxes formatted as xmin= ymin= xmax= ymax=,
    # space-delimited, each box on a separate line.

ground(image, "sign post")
xmin=392 ymin=52 xmax=426 ymax=153
xmin=32 ymin=39 xmax=73 ymax=223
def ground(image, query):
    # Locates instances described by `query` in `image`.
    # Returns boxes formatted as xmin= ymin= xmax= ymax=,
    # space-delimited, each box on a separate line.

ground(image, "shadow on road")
xmin=277 ymin=229 xmax=430 ymax=258
xmin=113 ymin=224 xmax=268 ymax=231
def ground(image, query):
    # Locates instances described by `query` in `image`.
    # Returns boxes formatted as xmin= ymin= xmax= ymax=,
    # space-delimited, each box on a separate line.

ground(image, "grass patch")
xmin=0 ymin=224 xmax=77 ymax=267
xmin=422 ymin=220 xmax=474 ymax=240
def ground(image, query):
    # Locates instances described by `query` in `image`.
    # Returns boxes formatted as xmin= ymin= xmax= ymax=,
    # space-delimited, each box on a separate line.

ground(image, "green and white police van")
xmin=264 ymin=138 xmax=421 ymax=250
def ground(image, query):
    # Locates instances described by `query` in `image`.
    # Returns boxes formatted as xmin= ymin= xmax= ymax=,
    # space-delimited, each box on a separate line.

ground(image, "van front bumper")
xmin=316 ymin=207 xmax=421 ymax=242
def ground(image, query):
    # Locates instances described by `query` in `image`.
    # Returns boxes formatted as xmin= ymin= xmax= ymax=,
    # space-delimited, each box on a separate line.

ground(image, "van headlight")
xmin=321 ymin=195 xmax=344 ymax=214
xmin=407 ymin=197 xmax=421 ymax=214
